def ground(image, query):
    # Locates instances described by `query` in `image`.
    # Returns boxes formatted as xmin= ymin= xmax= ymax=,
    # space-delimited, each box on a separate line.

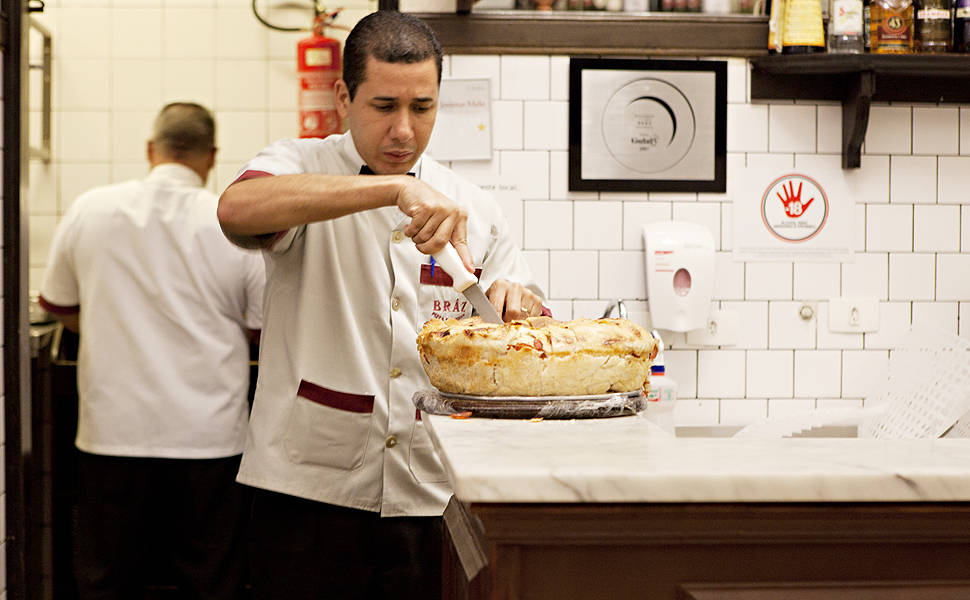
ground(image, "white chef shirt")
xmin=231 ymin=133 xmax=542 ymax=516
xmin=40 ymin=163 xmax=266 ymax=459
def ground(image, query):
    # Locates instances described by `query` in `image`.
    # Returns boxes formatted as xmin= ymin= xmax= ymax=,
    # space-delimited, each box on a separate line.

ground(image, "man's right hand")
xmin=396 ymin=178 xmax=474 ymax=272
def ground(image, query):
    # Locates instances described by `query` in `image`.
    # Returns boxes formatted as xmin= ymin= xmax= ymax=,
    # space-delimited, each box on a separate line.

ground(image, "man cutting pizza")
xmin=217 ymin=10 xmax=545 ymax=599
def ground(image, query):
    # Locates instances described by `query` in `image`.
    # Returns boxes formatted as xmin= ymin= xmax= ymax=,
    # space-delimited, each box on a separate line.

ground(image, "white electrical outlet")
xmin=685 ymin=309 xmax=740 ymax=347
xmin=828 ymin=297 xmax=879 ymax=333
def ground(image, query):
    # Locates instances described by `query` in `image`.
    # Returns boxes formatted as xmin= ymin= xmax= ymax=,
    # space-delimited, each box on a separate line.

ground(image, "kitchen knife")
xmin=431 ymin=242 xmax=504 ymax=324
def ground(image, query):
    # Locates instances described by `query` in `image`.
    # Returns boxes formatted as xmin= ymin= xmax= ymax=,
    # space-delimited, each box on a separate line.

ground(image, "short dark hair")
xmin=151 ymin=102 xmax=215 ymax=159
xmin=342 ymin=11 xmax=443 ymax=101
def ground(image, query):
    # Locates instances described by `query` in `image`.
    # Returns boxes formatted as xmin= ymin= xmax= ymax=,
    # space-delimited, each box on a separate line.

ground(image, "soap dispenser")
xmin=642 ymin=221 xmax=715 ymax=332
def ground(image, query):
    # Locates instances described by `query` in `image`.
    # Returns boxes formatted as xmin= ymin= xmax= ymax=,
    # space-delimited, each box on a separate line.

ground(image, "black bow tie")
xmin=359 ymin=165 xmax=415 ymax=177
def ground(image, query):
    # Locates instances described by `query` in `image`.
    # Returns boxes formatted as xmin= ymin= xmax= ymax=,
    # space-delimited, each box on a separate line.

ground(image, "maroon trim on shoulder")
xmin=415 ymin=409 xmax=422 ymax=421
xmin=231 ymin=169 xmax=275 ymax=185
xmin=297 ymin=380 xmax=374 ymax=414
xmin=38 ymin=295 xmax=80 ymax=316
xmin=420 ymin=265 xmax=483 ymax=287
xmin=540 ymin=305 xmax=553 ymax=318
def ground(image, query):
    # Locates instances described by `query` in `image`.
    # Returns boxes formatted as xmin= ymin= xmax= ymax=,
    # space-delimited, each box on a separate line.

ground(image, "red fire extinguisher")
xmin=297 ymin=12 xmax=343 ymax=139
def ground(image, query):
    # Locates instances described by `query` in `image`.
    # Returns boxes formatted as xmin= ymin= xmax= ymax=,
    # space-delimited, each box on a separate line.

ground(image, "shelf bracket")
xmin=842 ymin=70 xmax=874 ymax=170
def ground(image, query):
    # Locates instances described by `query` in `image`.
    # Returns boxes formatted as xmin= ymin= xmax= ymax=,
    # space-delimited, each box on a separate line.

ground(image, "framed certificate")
xmin=568 ymin=58 xmax=727 ymax=193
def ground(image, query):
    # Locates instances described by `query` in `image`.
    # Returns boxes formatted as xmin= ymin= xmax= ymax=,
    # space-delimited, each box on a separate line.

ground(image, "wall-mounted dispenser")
xmin=642 ymin=221 xmax=715 ymax=332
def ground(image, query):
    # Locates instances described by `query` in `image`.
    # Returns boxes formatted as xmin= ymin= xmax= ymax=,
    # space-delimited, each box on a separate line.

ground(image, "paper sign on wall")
xmin=427 ymin=78 xmax=492 ymax=161
xmin=734 ymin=165 xmax=854 ymax=262
xmin=468 ymin=176 xmax=523 ymax=249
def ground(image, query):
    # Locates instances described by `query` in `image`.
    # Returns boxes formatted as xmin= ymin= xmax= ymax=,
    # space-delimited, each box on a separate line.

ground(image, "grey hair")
xmin=151 ymin=102 xmax=215 ymax=159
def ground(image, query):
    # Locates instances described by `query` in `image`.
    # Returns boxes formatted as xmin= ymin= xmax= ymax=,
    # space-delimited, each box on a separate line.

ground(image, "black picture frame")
xmin=568 ymin=57 xmax=727 ymax=193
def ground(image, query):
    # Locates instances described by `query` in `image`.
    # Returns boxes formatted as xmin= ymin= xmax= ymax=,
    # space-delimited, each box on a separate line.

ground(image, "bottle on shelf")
xmin=768 ymin=0 xmax=787 ymax=52
xmin=916 ymin=0 xmax=954 ymax=51
xmin=829 ymin=0 xmax=866 ymax=51
xmin=782 ymin=0 xmax=827 ymax=52
xmin=870 ymin=0 xmax=915 ymax=52
xmin=956 ymin=0 xmax=970 ymax=50
xmin=864 ymin=0 xmax=873 ymax=48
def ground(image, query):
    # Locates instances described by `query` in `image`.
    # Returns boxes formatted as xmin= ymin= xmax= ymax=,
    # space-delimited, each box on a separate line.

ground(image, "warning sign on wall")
xmin=734 ymin=166 xmax=854 ymax=263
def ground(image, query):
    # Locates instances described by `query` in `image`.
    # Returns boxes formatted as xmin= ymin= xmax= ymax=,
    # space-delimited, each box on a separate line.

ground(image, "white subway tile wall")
xmin=25 ymin=5 xmax=970 ymax=434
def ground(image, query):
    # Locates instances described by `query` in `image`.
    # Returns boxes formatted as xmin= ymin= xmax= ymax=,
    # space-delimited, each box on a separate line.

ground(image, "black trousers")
xmin=247 ymin=488 xmax=443 ymax=600
xmin=74 ymin=452 xmax=249 ymax=600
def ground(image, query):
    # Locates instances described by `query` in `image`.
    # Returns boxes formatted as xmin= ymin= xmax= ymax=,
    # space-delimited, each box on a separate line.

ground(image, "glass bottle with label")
xmin=829 ymin=0 xmax=866 ymax=51
xmin=782 ymin=0 xmax=827 ymax=52
xmin=916 ymin=0 xmax=953 ymax=51
xmin=870 ymin=0 xmax=915 ymax=52
xmin=956 ymin=0 xmax=970 ymax=50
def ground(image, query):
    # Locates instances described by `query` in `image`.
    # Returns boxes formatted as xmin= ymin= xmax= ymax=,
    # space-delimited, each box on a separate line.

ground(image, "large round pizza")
xmin=416 ymin=316 xmax=659 ymax=397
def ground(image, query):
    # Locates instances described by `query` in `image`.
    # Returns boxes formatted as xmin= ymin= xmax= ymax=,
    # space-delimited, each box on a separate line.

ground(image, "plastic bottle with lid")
xmin=645 ymin=360 xmax=678 ymax=435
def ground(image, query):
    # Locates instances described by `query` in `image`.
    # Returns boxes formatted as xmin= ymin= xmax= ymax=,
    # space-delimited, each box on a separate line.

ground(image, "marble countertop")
xmin=423 ymin=412 xmax=970 ymax=503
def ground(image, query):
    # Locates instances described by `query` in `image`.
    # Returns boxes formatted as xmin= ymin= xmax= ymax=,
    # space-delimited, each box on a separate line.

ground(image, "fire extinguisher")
xmin=297 ymin=12 xmax=342 ymax=139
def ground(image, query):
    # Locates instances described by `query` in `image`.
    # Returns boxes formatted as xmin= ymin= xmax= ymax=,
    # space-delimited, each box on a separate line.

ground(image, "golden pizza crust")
xmin=416 ymin=316 xmax=659 ymax=396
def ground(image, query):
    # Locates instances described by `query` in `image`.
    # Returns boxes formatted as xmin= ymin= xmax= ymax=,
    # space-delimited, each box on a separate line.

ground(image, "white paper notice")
xmin=427 ymin=79 xmax=492 ymax=161
xmin=733 ymin=164 xmax=854 ymax=262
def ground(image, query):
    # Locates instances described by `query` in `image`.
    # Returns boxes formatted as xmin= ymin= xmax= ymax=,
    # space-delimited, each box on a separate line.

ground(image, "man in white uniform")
xmin=217 ymin=11 xmax=545 ymax=600
xmin=40 ymin=103 xmax=265 ymax=599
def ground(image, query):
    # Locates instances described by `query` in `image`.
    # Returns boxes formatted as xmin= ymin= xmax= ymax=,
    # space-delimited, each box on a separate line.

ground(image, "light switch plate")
xmin=685 ymin=309 xmax=739 ymax=347
xmin=828 ymin=297 xmax=879 ymax=333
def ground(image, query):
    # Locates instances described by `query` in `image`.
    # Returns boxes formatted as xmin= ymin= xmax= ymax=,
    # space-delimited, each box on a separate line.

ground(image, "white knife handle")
xmin=432 ymin=243 xmax=477 ymax=293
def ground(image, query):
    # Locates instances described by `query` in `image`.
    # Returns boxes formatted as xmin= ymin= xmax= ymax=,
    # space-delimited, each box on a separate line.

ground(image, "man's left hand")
xmin=486 ymin=280 xmax=544 ymax=322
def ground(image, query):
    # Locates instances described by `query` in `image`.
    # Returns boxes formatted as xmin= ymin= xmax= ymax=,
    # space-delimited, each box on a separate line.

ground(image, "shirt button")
xmin=392 ymin=230 xmax=405 ymax=243
xmin=385 ymin=435 xmax=398 ymax=448
xmin=389 ymin=367 xmax=402 ymax=379
xmin=391 ymin=297 xmax=401 ymax=311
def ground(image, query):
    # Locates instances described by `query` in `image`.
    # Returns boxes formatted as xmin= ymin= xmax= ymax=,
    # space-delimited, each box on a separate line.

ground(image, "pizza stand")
xmin=419 ymin=409 xmax=970 ymax=600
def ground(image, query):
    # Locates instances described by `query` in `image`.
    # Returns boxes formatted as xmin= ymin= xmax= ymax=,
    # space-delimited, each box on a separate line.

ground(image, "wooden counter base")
xmin=442 ymin=500 xmax=970 ymax=599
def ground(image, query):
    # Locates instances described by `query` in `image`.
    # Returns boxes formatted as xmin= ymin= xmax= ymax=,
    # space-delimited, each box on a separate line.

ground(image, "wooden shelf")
xmin=751 ymin=54 xmax=970 ymax=168
xmin=416 ymin=11 xmax=769 ymax=57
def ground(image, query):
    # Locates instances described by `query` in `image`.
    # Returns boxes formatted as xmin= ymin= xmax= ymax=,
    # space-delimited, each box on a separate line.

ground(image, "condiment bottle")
xmin=916 ymin=0 xmax=953 ymax=51
xmin=870 ymin=0 xmax=915 ymax=52
xmin=956 ymin=0 xmax=970 ymax=50
xmin=782 ymin=0 xmax=827 ymax=53
xmin=829 ymin=0 xmax=866 ymax=51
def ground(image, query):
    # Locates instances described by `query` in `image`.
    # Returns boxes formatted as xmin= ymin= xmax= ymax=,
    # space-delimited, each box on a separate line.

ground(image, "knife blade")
xmin=431 ymin=242 xmax=504 ymax=324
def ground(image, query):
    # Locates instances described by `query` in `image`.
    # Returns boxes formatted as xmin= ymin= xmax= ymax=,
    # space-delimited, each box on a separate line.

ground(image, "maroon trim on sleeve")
xmin=415 ymin=409 xmax=422 ymax=421
xmin=540 ymin=305 xmax=552 ymax=318
xmin=231 ymin=169 xmax=275 ymax=185
xmin=38 ymin=295 xmax=80 ymax=315
xmin=297 ymin=380 xmax=375 ymax=414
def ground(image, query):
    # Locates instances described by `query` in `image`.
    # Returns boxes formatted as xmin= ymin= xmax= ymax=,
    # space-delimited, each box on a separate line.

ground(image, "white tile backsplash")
xmin=598 ymin=251 xmax=645 ymax=300
xmin=913 ymin=107 xmax=959 ymax=156
xmin=913 ymin=205 xmax=960 ymax=252
xmin=721 ymin=300 xmax=767 ymax=348
xmin=746 ymin=262 xmax=792 ymax=300
xmin=500 ymin=56 xmax=549 ymax=101
xmin=963 ymin=207 xmax=970 ymax=251
xmin=793 ymin=350 xmax=841 ymax=398
xmin=865 ymin=105 xmax=911 ymax=154
xmin=889 ymin=253 xmax=935 ymax=301
xmin=793 ymin=262 xmax=840 ymax=300
xmin=938 ymin=156 xmax=970 ymax=204
xmin=842 ymin=253 xmax=888 ymax=299
xmin=622 ymin=202 xmax=671 ymax=250
xmin=499 ymin=151 xmax=549 ymax=200
xmin=523 ymin=101 xmax=567 ymax=151
xmin=698 ymin=350 xmax=746 ymax=398
xmin=524 ymin=201 xmax=572 ymax=249
xmin=491 ymin=101 xmax=523 ymax=150
xmin=912 ymin=301 xmax=959 ymax=334
xmin=720 ymin=399 xmax=768 ymax=425
xmin=816 ymin=302 xmax=864 ymax=350
xmin=163 ymin=59 xmax=217 ymax=108
xmin=112 ymin=8 xmax=163 ymax=59
xmin=574 ymin=201 xmax=621 ymax=250
xmin=162 ymin=8 xmax=217 ymax=59
xmin=768 ymin=104 xmax=816 ymax=153
xmin=768 ymin=301 xmax=816 ymax=349
xmin=713 ymin=252 xmax=745 ymax=300
xmin=664 ymin=349 xmax=697 ymax=398
xmin=671 ymin=202 xmax=721 ymax=249
xmin=841 ymin=350 xmax=889 ymax=398
xmin=215 ymin=60 xmax=268 ymax=111
xmin=864 ymin=302 xmax=911 ymax=349
xmin=890 ymin=155 xmax=936 ymax=204
xmin=746 ymin=350 xmax=793 ymax=398
xmin=550 ymin=56 xmax=569 ymax=101
xmin=548 ymin=250 xmax=598 ymax=299
xmin=866 ymin=204 xmax=912 ymax=252
xmin=936 ymin=254 xmax=970 ymax=300
xmin=816 ymin=105 xmax=841 ymax=154
xmin=727 ymin=104 xmax=768 ymax=153
xmin=450 ymin=55 xmax=502 ymax=98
